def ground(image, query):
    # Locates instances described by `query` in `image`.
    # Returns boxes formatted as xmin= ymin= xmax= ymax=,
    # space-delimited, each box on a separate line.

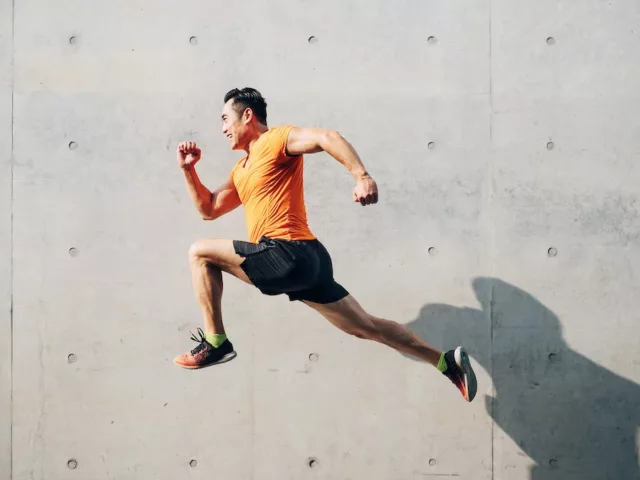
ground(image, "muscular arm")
xmin=182 ymin=168 xmax=241 ymax=220
xmin=285 ymin=127 xmax=378 ymax=206
xmin=286 ymin=127 xmax=369 ymax=180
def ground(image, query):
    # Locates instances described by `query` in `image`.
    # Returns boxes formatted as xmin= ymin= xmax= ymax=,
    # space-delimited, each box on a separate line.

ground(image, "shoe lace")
xmin=189 ymin=327 xmax=209 ymax=355
xmin=443 ymin=360 xmax=463 ymax=382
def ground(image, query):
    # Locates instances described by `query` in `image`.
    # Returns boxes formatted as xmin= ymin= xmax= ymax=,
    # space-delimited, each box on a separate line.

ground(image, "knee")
xmin=188 ymin=241 xmax=206 ymax=264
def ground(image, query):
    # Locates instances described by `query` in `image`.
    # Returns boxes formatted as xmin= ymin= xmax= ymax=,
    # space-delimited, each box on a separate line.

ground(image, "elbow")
xmin=325 ymin=129 xmax=343 ymax=142
xmin=201 ymin=211 xmax=218 ymax=221
xmin=199 ymin=206 xmax=217 ymax=221
xmin=199 ymin=194 xmax=217 ymax=220
xmin=320 ymin=129 xmax=343 ymax=150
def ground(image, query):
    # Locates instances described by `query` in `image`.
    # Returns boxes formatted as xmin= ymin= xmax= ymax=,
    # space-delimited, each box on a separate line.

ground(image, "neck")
xmin=244 ymin=124 xmax=269 ymax=154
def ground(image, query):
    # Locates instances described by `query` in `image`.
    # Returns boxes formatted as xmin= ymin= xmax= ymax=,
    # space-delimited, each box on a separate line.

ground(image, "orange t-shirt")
xmin=230 ymin=125 xmax=316 ymax=243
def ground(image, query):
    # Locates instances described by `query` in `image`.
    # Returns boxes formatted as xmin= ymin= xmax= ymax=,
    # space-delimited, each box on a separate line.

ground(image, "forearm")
xmin=320 ymin=131 xmax=369 ymax=180
xmin=182 ymin=166 xmax=213 ymax=217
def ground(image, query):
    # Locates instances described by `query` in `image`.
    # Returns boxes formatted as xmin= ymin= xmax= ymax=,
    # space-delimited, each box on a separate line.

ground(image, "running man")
xmin=173 ymin=88 xmax=478 ymax=402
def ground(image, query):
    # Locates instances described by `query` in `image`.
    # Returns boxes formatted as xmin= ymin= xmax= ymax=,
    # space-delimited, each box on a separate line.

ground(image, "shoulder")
xmin=266 ymin=125 xmax=296 ymax=144
xmin=264 ymin=125 xmax=299 ymax=161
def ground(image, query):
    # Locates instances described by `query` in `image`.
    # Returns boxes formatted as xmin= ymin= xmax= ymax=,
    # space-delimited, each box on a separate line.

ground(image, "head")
xmin=221 ymin=87 xmax=268 ymax=151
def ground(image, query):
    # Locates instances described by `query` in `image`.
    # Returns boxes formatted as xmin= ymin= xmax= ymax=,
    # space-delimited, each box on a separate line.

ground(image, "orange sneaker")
xmin=173 ymin=328 xmax=237 ymax=369
xmin=442 ymin=347 xmax=477 ymax=402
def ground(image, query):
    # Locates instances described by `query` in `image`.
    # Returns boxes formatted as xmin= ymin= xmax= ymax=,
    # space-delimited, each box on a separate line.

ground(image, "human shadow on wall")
xmin=404 ymin=277 xmax=639 ymax=480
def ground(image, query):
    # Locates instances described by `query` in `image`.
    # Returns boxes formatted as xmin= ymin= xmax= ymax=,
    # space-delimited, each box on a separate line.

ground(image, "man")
xmin=174 ymin=87 xmax=478 ymax=402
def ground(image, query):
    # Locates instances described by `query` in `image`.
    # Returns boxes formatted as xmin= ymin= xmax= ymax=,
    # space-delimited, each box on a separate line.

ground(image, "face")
xmin=221 ymin=100 xmax=247 ymax=151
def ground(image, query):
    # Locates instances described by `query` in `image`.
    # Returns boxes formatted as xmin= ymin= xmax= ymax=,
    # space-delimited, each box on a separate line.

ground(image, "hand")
xmin=353 ymin=174 xmax=378 ymax=206
xmin=177 ymin=141 xmax=202 ymax=170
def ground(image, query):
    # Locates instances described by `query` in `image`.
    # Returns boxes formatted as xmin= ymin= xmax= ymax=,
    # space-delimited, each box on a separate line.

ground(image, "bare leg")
xmin=303 ymin=294 xmax=442 ymax=367
xmin=188 ymin=238 xmax=252 ymax=335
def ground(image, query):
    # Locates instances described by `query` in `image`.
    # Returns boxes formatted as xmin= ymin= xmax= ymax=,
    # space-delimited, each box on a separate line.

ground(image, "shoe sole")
xmin=454 ymin=346 xmax=477 ymax=402
xmin=173 ymin=351 xmax=237 ymax=370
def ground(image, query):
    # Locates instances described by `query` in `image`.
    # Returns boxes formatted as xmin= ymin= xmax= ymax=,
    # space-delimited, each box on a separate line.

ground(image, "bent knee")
xmin=188 ymin=240 xmax=215 ymax=265
xmin=188 ymin=238 xmax=240 ymax=270
xmin=188 ymin=241 xmax=204 ymax=261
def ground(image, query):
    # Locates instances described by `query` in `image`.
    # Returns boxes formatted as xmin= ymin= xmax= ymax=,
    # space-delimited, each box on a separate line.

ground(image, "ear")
xmin=242 ymin=108 xmax=253 ymax=124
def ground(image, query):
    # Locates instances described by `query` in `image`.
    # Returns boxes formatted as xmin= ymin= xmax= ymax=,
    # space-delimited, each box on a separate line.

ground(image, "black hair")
xmin=223 ymin=87 xmax=268 ymax=125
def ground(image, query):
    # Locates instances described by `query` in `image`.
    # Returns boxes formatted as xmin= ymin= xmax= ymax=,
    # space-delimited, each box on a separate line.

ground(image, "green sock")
xmin=205 ymin=332 xmax=227 ymax=348
xmin=436 ymin=352 xmax=448 ymax=372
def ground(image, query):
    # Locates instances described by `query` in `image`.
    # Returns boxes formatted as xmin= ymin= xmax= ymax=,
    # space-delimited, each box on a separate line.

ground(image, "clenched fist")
xmin=177 ymin=141 xmax=201 ymax=170
xmin=353 ymin=174 xmax=378 ymax=206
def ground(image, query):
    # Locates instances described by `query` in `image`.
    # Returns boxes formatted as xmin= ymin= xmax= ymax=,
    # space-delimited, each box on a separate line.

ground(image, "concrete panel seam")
xmin=489 ymin=2 xmax=494 ymax=479
xmin=489 ymin=282 xmax=494 ymax=480
xmin=489 ymin=0 xmax=493 ymax=143
xmin=9 ymin=0 xmax=14 ymax=479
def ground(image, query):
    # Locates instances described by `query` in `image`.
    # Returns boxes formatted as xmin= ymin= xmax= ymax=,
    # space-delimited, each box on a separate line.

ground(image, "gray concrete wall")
xmin=5 ymin=0 xmax=640 ymax=479
xmin=1 ymin=0 xmax=13 ymax=478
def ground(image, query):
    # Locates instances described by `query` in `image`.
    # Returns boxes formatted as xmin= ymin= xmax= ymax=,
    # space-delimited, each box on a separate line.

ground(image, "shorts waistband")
xmin=258 ymin=236 xmax=318 ymax=245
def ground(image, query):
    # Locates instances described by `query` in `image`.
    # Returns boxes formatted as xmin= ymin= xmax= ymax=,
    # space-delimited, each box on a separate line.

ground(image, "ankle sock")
xmin=205 ymin=332 xmax=227 ymax=348
xmin=436 ymin=352 xmax=448 ymax=372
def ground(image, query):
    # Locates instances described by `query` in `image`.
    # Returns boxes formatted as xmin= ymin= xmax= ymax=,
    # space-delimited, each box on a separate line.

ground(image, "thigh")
xmin=303 ymin=294 xmax=375 ymax=334
xmin=189 ymin=238 xmax=252 ymax=284
xmin=235 ymin=237 xmax=321 ymax=294
xmin=285 ymin=240 xmax=349 ymax=303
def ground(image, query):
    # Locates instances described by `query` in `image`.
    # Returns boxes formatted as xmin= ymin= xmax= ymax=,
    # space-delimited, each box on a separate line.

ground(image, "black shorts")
xmin=233 ymin=236 xmax=349 ymax=304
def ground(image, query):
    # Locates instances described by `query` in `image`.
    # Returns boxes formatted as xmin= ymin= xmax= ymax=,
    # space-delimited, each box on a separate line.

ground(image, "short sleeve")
xmin=268 ymin=125 xmax=299 ymax=164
